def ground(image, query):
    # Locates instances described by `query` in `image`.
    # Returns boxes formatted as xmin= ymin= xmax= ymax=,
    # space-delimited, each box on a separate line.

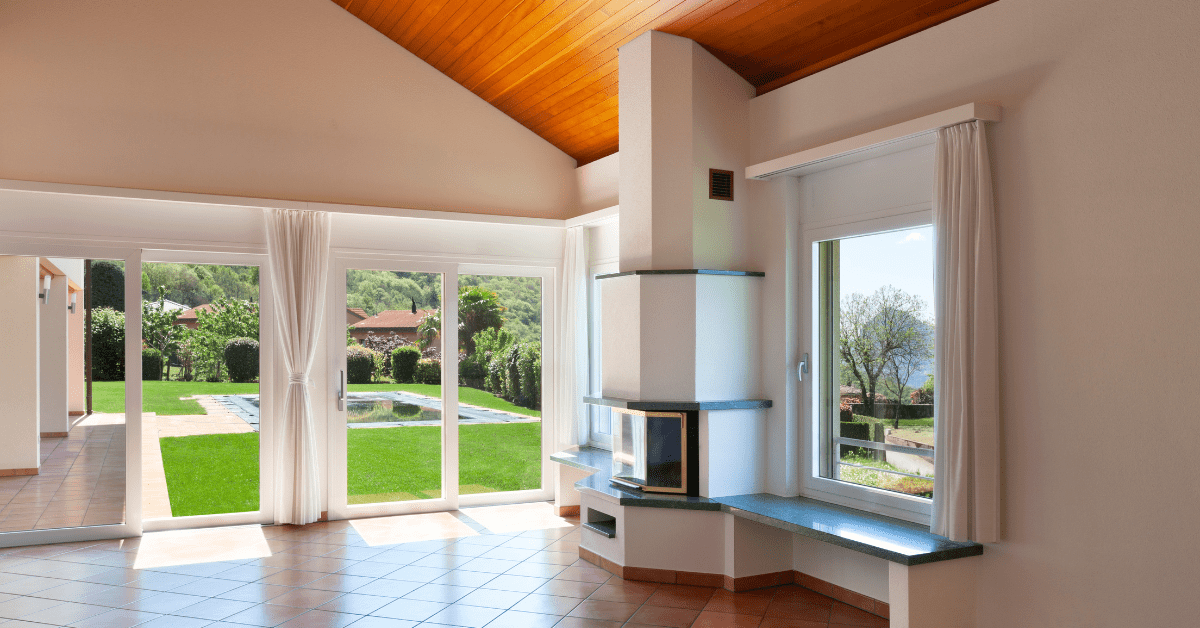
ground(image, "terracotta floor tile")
xmin=645 ymin=584 xmax=717 ymax=610
xmin=566 ymin=598 xmax=640 ymax=622
xmin=829 ymin=601 xmax=889 ymax=627
xmin=692 ymin=609 xmax=765 ymax=627
xmin=627 ymin=604 xmax=702 ymax=628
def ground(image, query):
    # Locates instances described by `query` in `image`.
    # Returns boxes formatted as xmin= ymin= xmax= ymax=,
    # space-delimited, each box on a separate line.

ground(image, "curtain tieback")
xmin=288 ymin=373 xmax=310 ymax=386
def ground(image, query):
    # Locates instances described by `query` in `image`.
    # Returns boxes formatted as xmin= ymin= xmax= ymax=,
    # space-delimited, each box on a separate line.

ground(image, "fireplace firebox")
xmin=609 ymin=409 xmax=700 ymax=496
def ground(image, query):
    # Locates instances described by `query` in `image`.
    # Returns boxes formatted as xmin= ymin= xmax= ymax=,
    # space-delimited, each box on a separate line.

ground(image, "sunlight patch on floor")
xmin=350 ymin=511 xmax=479 ymax=546
xmin=460 ymin=502 xmax=573 ymax=534
xmin=133 ymin=524 xmax=272 ymax=569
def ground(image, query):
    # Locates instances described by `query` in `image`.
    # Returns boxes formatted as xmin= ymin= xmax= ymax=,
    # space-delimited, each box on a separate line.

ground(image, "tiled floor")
xmin=0 ymin=502 xmax=887 ymax=627
xmin=0 ymin=415 xmax=126 ymax=533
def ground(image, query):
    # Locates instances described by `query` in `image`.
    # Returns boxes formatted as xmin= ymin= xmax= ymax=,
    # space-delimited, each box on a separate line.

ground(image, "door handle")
xmin=337 ymin=370 xmax=346 ymax=411
xmin=798 ymin=353 xmax=809 ymax=381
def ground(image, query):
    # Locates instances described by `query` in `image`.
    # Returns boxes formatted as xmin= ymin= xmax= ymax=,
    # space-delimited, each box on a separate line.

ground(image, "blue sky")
xmin=838 ymin=225 xmax=935 ymax=319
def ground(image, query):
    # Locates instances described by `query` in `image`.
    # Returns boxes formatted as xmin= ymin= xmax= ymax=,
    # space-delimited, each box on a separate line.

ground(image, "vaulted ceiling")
xmin=334 ymin=1 xmax=998 ymax=165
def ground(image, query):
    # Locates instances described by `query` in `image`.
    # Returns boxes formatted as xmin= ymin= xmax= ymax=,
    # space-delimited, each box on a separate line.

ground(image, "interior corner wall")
xmin=575 ymin=154 xmax=620 ymax=217
xmin=744 ymin=0 xmax=1200 ymax=625
xmin=0 ymin=0 xmax=578 ymax=219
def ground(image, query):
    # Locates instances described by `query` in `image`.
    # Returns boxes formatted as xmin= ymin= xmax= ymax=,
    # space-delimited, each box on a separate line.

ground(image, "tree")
xmin=142 ymin=290 xmax=184 ymax=381
xmin=457 ymin=286 xmax=505 ymax=355
xmin=839 ymin=286 xmax=932 ymax=418
xmin=91 ymin=261 xmax=125 ymax=311
xmin=417 ymin=310 xmax=440 ymax=351
xmin=191 ymin=298 xmax=259 ymax=381
xmin=884 ymin=316 xmax=933 ymax=427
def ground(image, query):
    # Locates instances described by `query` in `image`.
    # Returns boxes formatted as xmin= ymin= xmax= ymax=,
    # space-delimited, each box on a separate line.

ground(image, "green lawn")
xmin=347 ymin=423 xmax=541 ymax=504
xmin=159 ymin=432 xmax=260 ymax=517
xmin=840 ymin=453 xmax=933 ymax=498
xmin=93 ymin=380 xmax=536 ymax=418
xmin=349 ymin=383 xmax=540 ymax=418
xmin=93 ymin=381 xmax=258 ymax=415
xmin=156 ymin=423 xmax=541 ymax=513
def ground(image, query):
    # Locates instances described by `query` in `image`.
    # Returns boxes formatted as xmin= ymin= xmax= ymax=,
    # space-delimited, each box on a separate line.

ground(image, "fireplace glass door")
xmin=611 ymin=410 xmax=686 ymax=493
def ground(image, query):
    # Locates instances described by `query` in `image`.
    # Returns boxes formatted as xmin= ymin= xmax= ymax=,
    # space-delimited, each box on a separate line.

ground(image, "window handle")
xmin=798 ymin=353 xmax=809 ymax=381
xmin=337 ymin=370 xmax=346 ymax=411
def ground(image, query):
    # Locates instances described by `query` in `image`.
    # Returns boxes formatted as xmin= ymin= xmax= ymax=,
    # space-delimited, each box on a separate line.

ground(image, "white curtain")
xmin=554 ymin=225 xmax=589 ymax=449
xmin=264 ymin=208 xmax=332 ymax=525
xmin=932 ymin=120 xmax=1001 ymax=543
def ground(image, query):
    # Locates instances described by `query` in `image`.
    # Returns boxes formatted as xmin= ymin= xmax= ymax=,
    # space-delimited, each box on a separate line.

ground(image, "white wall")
xmin=576 ymin=155 xmax=620 ymax=217
xmin=0 ymin=0 xmax=579 ymax=219
xmin=746 ymin=0 xmax=1200 ymax=625
xmin=0 ymin=257 xmax=41 ymax=471
xmin=38 ymin=272 xmax=69 ymax=434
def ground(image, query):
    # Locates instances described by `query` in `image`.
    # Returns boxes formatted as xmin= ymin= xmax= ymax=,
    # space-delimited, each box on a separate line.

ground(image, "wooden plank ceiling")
xmin=334 ymin=0 xmax=998 ymax=165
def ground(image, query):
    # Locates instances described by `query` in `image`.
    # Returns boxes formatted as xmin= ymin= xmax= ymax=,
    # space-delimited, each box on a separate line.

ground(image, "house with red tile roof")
xmin=349 ymin=308 xmax=436 ymax=343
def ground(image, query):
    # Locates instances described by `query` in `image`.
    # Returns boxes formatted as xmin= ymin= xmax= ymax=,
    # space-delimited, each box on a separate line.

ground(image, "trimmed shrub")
xmin=142 ymin=348 xmax=162 ymax=381
xmin=517 ymin=342 xmax=541 ymax=408
xmin=90 ymin=261 xmax=125 ymax=311
xmin=413 ymin=358 xmax=441 ymax=385
xmin=839 ymin=422 xmax=872 ymax=458
xmin=347 ymin=346 xmax=378 ymax=384
xmin=224 ymin=337 xmax=259 ymax=383
xmin=91 ymin=307 xmax=125 ymax=381
xmin=459 ymin=357 xmax=486 ymax=387
xmin=391 ymin=345 xmax=421 ymax=383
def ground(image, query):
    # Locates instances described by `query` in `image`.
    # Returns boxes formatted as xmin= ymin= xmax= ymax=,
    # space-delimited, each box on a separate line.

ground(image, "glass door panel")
xmin=456 ymin=274 xmax=543 ymax=497
xmin=345 ymin=270 xmax=443 ymax=505
xmin=0 ymin=256 xmax=128 ymax=532
xmin=140 ymin=262 xmax=262 ymax=519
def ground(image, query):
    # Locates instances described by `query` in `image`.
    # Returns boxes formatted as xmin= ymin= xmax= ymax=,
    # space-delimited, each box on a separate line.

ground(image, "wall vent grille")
xmin=709 ymin=169 xmax=734 ymax=201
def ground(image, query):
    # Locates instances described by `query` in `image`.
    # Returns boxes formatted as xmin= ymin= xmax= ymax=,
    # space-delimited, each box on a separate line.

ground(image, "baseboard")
xmin=40 ymin=432 xmax=69 ymax=438
xmin=557 ymin=505 xmax=580 ymax=517
xmin=0 ymin=468 xmax=38 ymax=477
xmin=795 ymin=571 xmax=889 ymax=619
xmin=68 ymin=411 xmax=86 ymax=417
xmin=576 ymin=549 xmax=888 ymax=619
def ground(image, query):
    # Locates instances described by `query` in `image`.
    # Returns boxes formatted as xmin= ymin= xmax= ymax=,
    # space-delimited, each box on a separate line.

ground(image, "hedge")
xmin=224 ymin=337 xmax=259 ymax=383
xmin=347 ymin=346 xmax=378 ymax=384
xmin=840 ymin=421 xmax=873 ymax=458
xmin=142 ymin=349 xmax=162 ymax=381
xmin=413 ymin=358 xmax=441 ymax=385
xmin=91 ymin=307 xmax=125 ymax=381
xmin=391 ymin=346 xmax=421 ymax=384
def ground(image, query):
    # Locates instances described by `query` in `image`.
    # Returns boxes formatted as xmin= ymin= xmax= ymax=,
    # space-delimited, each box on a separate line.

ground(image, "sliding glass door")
xmin=328 ymin=259 xmax=552 ymax=519
xmin=140 ymin=252 xmax=273 ymax=531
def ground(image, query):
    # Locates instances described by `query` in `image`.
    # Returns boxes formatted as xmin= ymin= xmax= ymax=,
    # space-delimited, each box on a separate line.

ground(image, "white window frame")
xmin=585 ymin=261 xmax=619 ymax=450
xmin=800 ymin=207 xmax=935 ymax=524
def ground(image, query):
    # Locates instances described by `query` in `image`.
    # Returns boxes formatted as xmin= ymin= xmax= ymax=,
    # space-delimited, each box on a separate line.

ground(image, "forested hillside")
xmin=142 ymin=263 xmax=259 ymax=306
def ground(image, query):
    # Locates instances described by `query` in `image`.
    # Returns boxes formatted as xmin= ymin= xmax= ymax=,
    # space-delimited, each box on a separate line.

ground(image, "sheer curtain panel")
xmin=264 ymin=208 xmax=332 ymax=525
xmin=932 ymin=120 xmax=1001 ymax=542
xmin=555 ymin=225 xmax=589 ymax=448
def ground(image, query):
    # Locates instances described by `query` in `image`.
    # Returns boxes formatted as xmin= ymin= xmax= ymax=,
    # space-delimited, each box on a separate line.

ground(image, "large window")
xmin=813 ymin=224 xmax=936 ymax=511
xmin=586 ymin=265 xmax=617 ymax=449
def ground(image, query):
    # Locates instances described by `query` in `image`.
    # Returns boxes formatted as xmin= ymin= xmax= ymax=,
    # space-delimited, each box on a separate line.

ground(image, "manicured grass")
xmin=347 ymin=423 xmax=540 ymax=504
xmin=153 ymin=423 xmax=541 ymax=511
xmin=839 ymin=453 xmax=933 ymax=498
xmin=891 ymin=426 xmax=935 ymax=446
xmin=851 ymin=414 xmax=934 ymax=427
xmin=93 ymin=381 xmax=258 ymax=415
xmin=348 ymin=383 xmax=540 ymax=418
xmin=159 ymin=432 xmax=260 ymax=517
